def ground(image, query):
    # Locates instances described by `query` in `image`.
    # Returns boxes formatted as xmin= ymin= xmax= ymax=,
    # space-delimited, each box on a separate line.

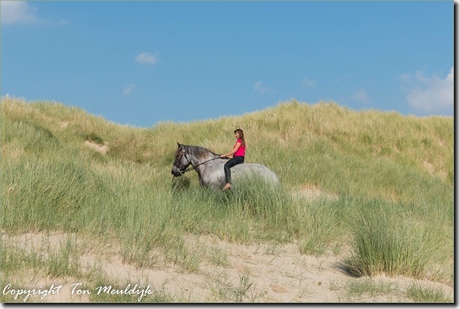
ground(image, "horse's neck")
xmin=187 ymin=148 xmax=216 ymax=185
xmin=188 ymin=148 xmax=216 ymax=166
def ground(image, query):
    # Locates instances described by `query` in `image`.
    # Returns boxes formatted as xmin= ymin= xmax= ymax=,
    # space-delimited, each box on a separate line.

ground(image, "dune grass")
xmin=1 ymin=97 xmax=454 ymax=302
xmin=406 ymin=283 xmax=452 ymax=303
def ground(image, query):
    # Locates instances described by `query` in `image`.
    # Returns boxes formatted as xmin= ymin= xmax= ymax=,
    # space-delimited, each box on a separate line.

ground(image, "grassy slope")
xmin=1 ymin=97 xmax=454 ymax=286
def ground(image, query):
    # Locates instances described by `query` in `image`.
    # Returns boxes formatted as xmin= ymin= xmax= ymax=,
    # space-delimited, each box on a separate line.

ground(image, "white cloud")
xmin=351 ymin=90 xmax=369 ymax=104
xmin=135 ymin=52 xmax=159 ymax=65
xmin=302 ymin=77 xmax=316 ymax=88
xmin=253 ymin=81 xmax=270 ymax=94
xmin=402 ymin=67 xmax=453 ymax=115
xmin=123 ymin=84 xmax=136 ymax=95
xmin=1 ymin=1 xmax=67 ymax=25
xmin=1 ymin=1 xmax=39 ymax=24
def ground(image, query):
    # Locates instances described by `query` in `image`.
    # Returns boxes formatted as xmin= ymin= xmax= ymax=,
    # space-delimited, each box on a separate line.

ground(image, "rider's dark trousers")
xmin=224 ymin=156 xmax=244 ymax=184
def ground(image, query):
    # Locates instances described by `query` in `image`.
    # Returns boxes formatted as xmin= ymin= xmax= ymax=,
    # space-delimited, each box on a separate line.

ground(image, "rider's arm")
xmin=220 ymin=142 xmax=241 ymax=158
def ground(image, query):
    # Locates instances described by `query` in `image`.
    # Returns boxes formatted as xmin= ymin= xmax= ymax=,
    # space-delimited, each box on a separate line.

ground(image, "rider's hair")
xmin=234 ymin=129 xmax=245 ymax=148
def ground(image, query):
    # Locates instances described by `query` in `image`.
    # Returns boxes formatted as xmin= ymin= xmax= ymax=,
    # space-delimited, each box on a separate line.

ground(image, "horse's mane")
xmin=184 ymin=145 xmax=218 ymax=158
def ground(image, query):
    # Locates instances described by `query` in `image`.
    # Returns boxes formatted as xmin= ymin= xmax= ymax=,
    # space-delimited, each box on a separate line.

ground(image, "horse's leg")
xmin=196 ymin=169 xmax=210 ymax=187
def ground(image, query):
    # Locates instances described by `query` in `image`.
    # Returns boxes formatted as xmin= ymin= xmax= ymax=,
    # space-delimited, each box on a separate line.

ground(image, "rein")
xmin=180 ymin=154 xmax=222 ymax=174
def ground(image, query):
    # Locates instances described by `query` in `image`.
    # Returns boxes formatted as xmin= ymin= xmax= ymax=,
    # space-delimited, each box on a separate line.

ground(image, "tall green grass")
xmin=342 ymin=198 xmax=450 ymax=280
xmin=1 ymin=97 xmax=454 ymax=289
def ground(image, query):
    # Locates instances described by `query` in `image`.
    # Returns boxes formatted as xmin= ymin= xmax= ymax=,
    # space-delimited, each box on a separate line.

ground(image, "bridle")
xmin=173 ymin=148 xmax=193 ymax=175
xmin=173 ymin=147 xmax=222 ymax=175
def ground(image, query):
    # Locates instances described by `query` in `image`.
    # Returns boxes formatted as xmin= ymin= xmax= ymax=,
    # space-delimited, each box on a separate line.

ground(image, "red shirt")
xmin=234 ymin=139 xmax=246 ymax=157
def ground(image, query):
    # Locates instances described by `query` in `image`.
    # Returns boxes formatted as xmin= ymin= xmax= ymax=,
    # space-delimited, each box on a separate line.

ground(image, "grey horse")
xmin=171 ymin=143 xmax=280 ymax=190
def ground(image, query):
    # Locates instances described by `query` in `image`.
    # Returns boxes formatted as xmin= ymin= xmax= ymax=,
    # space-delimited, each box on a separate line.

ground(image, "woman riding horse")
xmin=220 ymin=129 xmax=246 ymax=191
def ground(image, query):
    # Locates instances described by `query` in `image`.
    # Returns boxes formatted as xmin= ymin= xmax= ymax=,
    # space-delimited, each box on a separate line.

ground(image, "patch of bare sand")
xmin=84 ymin=140 xmax=109 ymax=155
xmin=292 ymin=184 xmax=338 ymax=201
xmin=423 ymin=160 xmax=435 ymax=175
xmin=1 ymin=232 xmax=454 ymax=303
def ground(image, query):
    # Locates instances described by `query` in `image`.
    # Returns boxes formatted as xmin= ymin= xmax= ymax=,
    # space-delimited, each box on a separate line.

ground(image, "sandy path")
xmin=1 ymin=232 xmax=453 ymax=303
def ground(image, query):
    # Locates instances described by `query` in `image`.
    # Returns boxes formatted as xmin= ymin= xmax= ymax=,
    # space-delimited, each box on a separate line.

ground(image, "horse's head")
xmin=171 ymin=143 xmax=191 ymax=177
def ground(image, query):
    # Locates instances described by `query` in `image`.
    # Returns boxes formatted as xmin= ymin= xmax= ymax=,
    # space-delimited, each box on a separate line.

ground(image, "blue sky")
xmin=1 ymin=1 xmax=454 ymax=127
